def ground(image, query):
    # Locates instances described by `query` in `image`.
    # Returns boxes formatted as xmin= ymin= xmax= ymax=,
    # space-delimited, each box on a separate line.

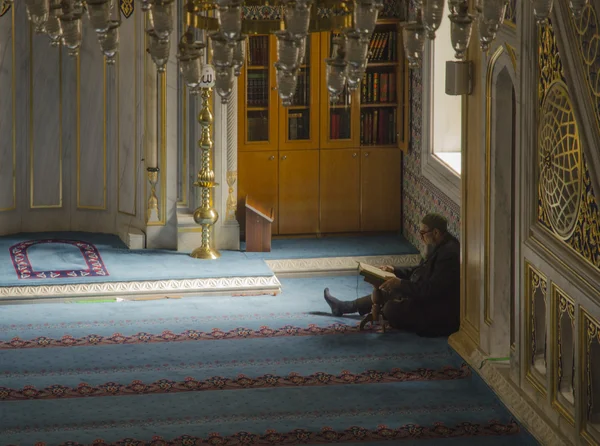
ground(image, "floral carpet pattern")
xmin=0 ymin=276 xmax=538 ymax=446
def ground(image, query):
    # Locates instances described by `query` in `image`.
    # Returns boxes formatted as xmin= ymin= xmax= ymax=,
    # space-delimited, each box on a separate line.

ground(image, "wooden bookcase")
xmin=238 ymin=20 xmax=409 ymax=236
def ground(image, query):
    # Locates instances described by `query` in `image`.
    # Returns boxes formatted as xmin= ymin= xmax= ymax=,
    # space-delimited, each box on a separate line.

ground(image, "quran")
xmin=357 ymin=262 xmax=396 ymax=287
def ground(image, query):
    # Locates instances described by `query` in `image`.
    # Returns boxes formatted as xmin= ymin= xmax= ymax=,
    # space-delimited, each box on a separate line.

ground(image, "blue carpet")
xmin=1 ymin=232 xmax=273 ymax=286
xmin=242 ymin=234 xmax=419 ymax=259
xmin=0 ymin=277 xmax=538 ymax=446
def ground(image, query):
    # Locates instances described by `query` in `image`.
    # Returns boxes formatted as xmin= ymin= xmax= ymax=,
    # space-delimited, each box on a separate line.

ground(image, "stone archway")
xmin=484 ymin=48 xmax=518 ymax=357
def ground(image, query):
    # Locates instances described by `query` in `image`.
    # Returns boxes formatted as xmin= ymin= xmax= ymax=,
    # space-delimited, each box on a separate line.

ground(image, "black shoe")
xmin=324 ymin=288 xmax=356 ymax=316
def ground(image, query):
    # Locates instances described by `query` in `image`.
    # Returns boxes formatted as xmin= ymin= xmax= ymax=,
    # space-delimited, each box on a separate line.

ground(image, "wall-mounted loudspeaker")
xmin=446 ymin=60 xmax=473 ymax=95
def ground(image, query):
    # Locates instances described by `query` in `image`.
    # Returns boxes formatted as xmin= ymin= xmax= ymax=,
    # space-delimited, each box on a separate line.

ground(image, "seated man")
xmin=323 ymin=213 xmax=460 ymax=337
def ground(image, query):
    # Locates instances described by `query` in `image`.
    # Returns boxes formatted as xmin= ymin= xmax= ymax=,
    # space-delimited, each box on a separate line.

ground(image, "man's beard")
xmin=422 ymin=243 xmax=436 ymax=259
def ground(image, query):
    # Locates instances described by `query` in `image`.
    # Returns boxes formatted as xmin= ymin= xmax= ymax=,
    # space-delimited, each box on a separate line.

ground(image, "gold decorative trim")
xmin=484 ymin=45 xmax=507 ymax=327
xmin=524 ymin=261 xmax=548 ymax=396
xmin=504 ymin=43 xmax=517 ymax=70
xmin=29 ymin=24 xmax=63 ymax=209
xmin=0 ymin=7 xmax=16 ymax=212
xmin=550 ymin=283 xmax=575 ymax=426
xmin=266 ymin=254 xmax=421 ymax=276
xmin=0 ymin=3 xmax=11 ymax=17
xmin=538 ymin=81 xmax=582 ymax=241
xmin=120 ymin=0 xmax=134 ymax=18
xmin=0 ymin=275 xmax=282 ymax=301
xmin=449 ymin=330 xmax=569 ymax=446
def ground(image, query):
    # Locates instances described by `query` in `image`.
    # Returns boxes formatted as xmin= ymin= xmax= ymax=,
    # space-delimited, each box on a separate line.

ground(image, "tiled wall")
xmin=402 ymin=69 xmax=461 ymax=247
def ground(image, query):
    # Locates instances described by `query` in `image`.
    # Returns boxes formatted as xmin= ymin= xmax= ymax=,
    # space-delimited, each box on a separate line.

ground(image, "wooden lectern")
xmin=244 ymin=196 xmax=274 ymax=252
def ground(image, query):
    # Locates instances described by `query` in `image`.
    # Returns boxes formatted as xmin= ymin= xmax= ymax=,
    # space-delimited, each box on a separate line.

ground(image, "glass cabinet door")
xmin=238 ymin=34 xmax=278 ymax=151
xmin=359 ymin=21 xmax=403 ymax=148
xmin=279 ymin=33 xmax=320 ymax=150
xmin=319 ymin=31 xmax=360 ymax=149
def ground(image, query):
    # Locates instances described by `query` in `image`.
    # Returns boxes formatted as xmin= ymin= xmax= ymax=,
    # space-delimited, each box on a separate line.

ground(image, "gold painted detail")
xmin=191 ymin=88 xmax=220 ymax=260
xmin=537 ymin=81 xmax=582 ymax=240
xmin=226 ymin=171 xmax=238 ymax=221
xmin=537 ymin=21 xmax=600 ymax=271
xmin=120 ymin=0 xmax=134 ymax=18
xmin=504 ymin=0 xmax=516 ymax=26
xmin=569 ymin=4 xmax=600 ymax=135
xmin=538 ymin=23 xmax=564 ymax=108
xmin=146 ymin=168 xmax=160 ymax=223
xmin=0 ymin=3 xmax=10 ymax=17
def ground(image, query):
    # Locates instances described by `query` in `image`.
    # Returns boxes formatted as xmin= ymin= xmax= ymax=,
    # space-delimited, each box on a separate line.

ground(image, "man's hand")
xmin=380 ymin=265 xmax=395 ymax=273
xmin=379 ymin=277 xmax=402 ymax=294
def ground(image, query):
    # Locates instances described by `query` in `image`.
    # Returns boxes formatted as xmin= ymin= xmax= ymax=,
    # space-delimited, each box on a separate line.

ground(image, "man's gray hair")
xmin=421 ymin=213 xmax=448 ymax=234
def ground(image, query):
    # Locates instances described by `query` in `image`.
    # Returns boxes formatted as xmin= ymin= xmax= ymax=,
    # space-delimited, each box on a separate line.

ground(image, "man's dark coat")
xmin=384 ymin=234 xmax=461 ymax=337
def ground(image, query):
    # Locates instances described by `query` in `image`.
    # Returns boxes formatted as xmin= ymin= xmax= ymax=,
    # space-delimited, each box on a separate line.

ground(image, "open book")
xmin=357 ymin=262 xmax=396 ymax=286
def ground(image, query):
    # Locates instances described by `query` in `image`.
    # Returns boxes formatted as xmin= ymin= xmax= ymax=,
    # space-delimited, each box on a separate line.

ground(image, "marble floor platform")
xmin=0 ymin=232 xmax=421 ymax=304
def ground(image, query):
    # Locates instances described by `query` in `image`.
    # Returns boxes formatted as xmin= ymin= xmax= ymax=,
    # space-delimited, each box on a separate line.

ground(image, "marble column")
xmin=214 ymin=79 xmax=240 ymax=250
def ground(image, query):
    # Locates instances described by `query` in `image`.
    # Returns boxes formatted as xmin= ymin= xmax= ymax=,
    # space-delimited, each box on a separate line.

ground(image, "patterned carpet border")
xmin=0 ymin=323 xmax=374 ymax=350
xmin=16 ymin=421 xmax=521 ymax=446
xmin=9 ymin=239 xmax=109 ymax=280
xmin=0 ymin=365 xmax=470 ymax=401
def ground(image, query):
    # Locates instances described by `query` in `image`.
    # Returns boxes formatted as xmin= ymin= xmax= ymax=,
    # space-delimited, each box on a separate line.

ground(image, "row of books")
xmin=360 ymin=108 xmax=397 ymax=145
xmin=290 ymin=70 xmax=310 ymax=107
xmin=361 ymin=71 xmax=397 ymax=104
xmin=330 ymin=110 xmax=352 ymax=140
xmin=288 ymin=111 xmax=310 ymax=140
xmin=247 ymin=72 xmax=269 ymax=107
xmin=247 ymin=36 xmax=269 ymax=66
xmin=368 ymin=30 xmax=398 ymax=62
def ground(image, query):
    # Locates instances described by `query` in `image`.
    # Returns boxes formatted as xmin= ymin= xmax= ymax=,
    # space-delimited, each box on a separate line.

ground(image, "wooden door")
xmin=360 ymin=148 xmax=402 ymax=232
xmin=238 ymin=151 xmax=279 ymax=235
xmin=278 ymin=150 xmax=319 ymax=234
xmin=320 ymin=149 xmax=360 ymax=232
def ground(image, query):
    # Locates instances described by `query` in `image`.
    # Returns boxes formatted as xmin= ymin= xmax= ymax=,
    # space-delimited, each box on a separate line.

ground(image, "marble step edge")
xmin=0 ymin=275 xmax=282 ymax=304
xmin=266 ymin=254 xmax=422 ymax=277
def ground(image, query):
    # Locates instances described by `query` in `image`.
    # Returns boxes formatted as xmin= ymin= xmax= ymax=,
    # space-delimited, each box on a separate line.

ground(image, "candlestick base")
xmin=190 ymin=246 xmax=221 ymax=260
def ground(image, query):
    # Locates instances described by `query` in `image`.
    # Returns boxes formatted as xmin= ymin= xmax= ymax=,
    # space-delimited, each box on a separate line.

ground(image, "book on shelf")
xmin=360 ymin=108 xmax=397 ymax=145
xmin=361 ymin=70 xmax=396 ymax=104
xmin=357 ymin=262 xmax=396 ymax=287
xmin=367 ymin=29 xmax=397 ymax=63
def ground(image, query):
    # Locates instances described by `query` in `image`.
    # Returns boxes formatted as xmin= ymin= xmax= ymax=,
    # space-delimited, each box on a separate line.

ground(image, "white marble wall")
xmin=0 ymin=4 xmax=238 ymax=250
xmin=0 ymin=4 xmax=146 ymax=240
xmin=0 ymin=7 xmax=15 ymax=215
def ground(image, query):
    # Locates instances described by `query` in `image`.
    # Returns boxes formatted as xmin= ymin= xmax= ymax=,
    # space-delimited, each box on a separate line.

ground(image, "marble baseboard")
xmin=0 ymin=275 xmax=282 ymax=304
xmin=266 ymin=254 xmax=422 ymax=277
xmin=448 ymin=330 xmax=571 ymax=446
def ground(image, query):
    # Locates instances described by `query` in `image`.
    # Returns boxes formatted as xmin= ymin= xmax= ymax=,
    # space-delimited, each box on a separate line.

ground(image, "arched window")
xmin=421 ymin=1 xmax=463 ymax=204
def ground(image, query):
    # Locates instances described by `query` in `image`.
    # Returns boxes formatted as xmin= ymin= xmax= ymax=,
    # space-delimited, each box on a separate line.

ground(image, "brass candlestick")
xmin=146 ymin=167 xmax=160 ymax=223
xmin=191 ymin=88 xmax=220 ymax=259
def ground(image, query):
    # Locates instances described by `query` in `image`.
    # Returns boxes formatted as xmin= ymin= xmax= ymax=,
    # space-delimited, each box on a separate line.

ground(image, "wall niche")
xmin=551 ymin=286 xmax=575 ymax=424
xmin=525 ymin=263 xmax=548 ymax=393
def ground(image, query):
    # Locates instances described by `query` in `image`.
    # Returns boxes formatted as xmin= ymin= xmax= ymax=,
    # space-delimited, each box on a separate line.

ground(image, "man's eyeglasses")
xmin=419 ymin=230 xmax=433 ymax=238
